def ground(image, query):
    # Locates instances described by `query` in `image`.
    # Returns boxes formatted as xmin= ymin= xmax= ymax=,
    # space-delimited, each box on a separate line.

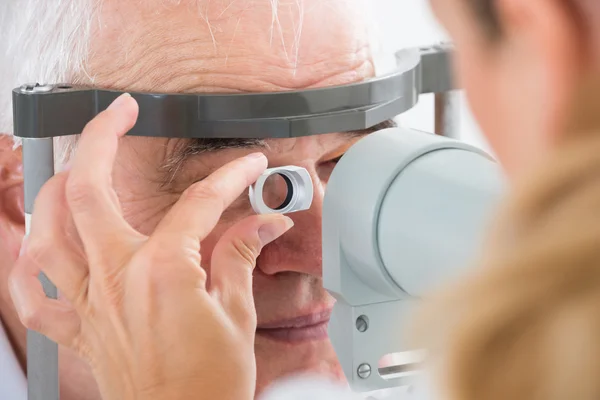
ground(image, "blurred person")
xmin=0 ymin=0 xmax=395 ymax=399
xmin=417 ymin=1 xmax=600 ymax=400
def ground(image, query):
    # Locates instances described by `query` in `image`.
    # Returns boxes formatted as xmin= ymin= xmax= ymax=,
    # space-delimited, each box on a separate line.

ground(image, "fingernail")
xmin=258 ymin=216 xmax=294 ymax=245
xmin=107 ymin=93 xmax=132 ymax=111
xmin=245 ymin=152 xmax=266 ymax=161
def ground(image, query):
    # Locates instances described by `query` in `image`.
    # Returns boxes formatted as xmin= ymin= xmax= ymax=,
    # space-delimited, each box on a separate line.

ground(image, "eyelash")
xmin=329 ymin=155 xmax=344 ymax=164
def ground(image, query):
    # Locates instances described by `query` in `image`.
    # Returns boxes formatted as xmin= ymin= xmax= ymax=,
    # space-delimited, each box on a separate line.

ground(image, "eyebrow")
xmin=160 ymin=119 xmax=397 ymax=181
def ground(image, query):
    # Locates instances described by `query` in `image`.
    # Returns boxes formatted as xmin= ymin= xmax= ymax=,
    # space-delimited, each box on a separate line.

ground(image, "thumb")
xmin=209 ymin=214 xmax=294 ymax=331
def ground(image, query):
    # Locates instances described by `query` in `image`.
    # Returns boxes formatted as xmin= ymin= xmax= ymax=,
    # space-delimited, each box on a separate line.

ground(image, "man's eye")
xmin=328 ymin=155 xmax=344 ymax=164
xmin=319 ymin=155 xmax=344 ymax=182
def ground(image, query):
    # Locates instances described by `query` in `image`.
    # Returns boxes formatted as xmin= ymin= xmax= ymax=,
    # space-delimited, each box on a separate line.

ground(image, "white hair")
xmin=0 ymin=0 xmax=103 ymax=164
xmin=0 ymin=0 xmax=392 ymax=165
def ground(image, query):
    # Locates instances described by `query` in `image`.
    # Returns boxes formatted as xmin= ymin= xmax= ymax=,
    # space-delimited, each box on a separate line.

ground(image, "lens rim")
xmin=249 ymin=166 xmax=313 ymax=215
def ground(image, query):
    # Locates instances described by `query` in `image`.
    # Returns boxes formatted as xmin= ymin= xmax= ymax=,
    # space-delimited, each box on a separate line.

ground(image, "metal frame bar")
xmin=22 ymin=138 xmax=59 ymax=400
xmin=13 ymin=52 xmax=422 ymax=140
xmin=434 ymin=91 xmax=460 ymax=138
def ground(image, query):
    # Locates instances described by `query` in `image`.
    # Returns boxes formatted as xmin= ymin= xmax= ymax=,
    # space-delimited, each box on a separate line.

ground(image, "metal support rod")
xmin=23 ymin=138 xmax=59 ymax=400
xmin=434 ymin=91 xmax=460 ymax=138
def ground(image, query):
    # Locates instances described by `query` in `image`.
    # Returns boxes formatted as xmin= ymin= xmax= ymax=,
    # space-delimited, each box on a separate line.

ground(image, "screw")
xmin=357 ymin=363 xmax=371 ymax=379
xmin=356 ymin=315 xmax=369 ymax=332
xmin=20 ymin=83 xmax=53 ymax=94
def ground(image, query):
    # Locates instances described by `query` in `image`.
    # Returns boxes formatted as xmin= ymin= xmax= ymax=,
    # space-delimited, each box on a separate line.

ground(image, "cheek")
xmin=467 ymin=56 xmax=539 ymax=170
xmin=457 ymin=53 xmax=494 ymax=121
xmin=455 ymin=49 xmax=516 ymax=157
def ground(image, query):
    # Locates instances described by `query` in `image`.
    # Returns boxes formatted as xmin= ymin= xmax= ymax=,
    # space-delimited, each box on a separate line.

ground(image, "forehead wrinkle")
xmin=90 ymin=0 xmax=375 ymax=91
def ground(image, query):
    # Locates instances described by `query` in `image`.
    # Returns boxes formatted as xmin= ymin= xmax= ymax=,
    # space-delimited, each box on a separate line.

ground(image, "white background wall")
xmin=371 ymin=0 xmax=491 ymax=153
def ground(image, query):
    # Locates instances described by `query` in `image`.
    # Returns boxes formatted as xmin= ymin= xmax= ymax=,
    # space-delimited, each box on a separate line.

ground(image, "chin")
xmin=254 ymin=336 xmax=345 ymax=398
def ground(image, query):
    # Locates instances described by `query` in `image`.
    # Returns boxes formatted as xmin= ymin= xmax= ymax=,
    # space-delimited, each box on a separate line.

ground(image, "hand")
xmin=8 ymin=93 xmax=294 ymax=400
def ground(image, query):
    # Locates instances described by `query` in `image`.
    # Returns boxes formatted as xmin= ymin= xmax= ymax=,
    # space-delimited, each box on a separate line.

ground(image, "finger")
xmin=153 ymin=152 xmax=268 ymax=244
xmin=8 ymin=256 xmax=81 ymax=347
xmin=27 ymin=172 xmax=89 ymax=304
xmin=66 ymin=93 xmax=140 ymax=259
xmin=210 ymin=214 xmax=294 ymax=332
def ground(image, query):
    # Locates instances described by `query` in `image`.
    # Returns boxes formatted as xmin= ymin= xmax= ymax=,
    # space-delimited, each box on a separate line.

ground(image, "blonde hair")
xmin=417 ymin=131 xmax=600 ymax=400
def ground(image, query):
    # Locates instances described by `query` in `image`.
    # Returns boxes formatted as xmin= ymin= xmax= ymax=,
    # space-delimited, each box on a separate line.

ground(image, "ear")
xmin=495 ymin=0 xmax=587 ymax=143
xmin=0 ymin=135 xmax=25 ymax=260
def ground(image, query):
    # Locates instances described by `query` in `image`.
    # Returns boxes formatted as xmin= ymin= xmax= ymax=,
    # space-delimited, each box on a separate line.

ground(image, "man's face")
xmin=84 ymin=0 xmax=376 ymax=394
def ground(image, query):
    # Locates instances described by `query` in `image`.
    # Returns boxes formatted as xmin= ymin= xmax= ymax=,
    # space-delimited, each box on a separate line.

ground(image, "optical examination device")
xmin=12 ymin=43 xmax=504 ymax=400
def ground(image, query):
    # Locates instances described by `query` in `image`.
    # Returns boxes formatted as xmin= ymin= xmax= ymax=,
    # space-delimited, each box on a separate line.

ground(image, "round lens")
xmin=262 ymin=173 xmax=293 ymax=210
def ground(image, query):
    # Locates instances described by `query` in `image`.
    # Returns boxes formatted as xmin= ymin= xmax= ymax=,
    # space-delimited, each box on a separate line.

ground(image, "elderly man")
xmin=0 ymin=0 xmax=394 ymax=398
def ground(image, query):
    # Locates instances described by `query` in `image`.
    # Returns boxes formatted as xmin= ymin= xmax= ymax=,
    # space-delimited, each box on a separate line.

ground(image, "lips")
xmin=256 ymin=309 xmax=332 ymax=344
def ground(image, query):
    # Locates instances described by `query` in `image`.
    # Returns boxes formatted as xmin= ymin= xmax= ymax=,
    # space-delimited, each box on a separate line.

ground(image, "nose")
xmin=256 ymin=170 xmax=324 ymax=277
